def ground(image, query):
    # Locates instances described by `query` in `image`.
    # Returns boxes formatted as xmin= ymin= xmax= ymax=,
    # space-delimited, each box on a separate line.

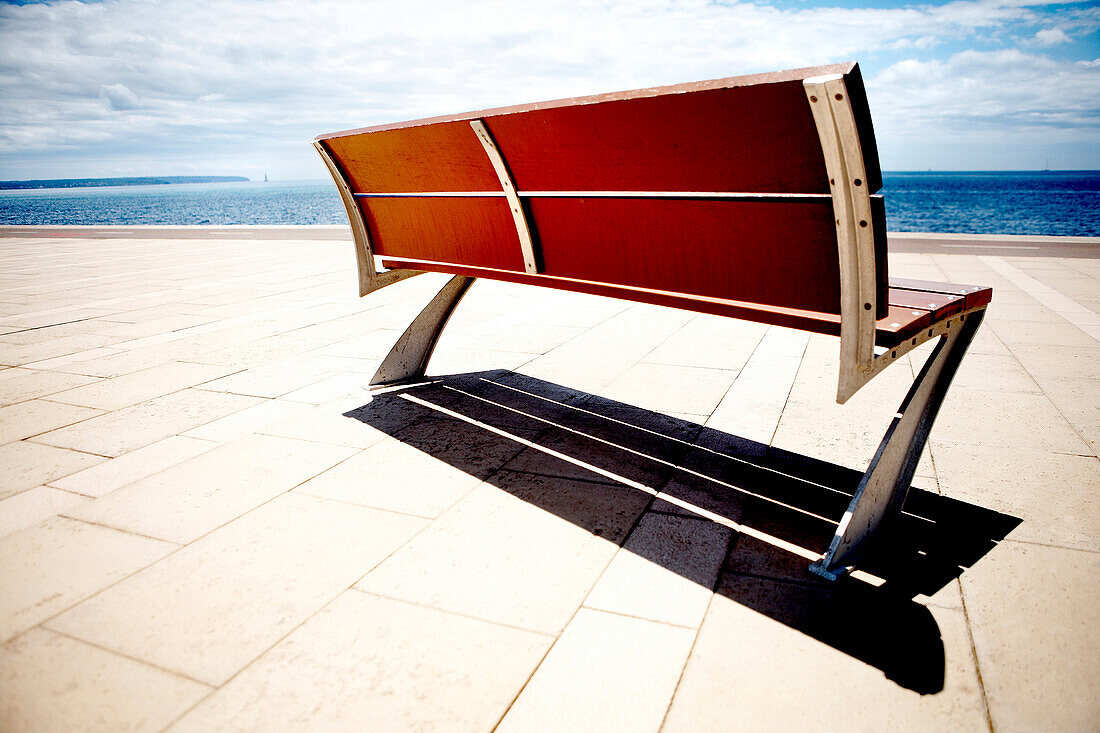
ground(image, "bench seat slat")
xmin=380 ymin=258 xmax=988 ymax=350
xmin=885 ymin=288 xmax=966 ymax=322
xmin=890 ymin=277 xmax=993 ymax=311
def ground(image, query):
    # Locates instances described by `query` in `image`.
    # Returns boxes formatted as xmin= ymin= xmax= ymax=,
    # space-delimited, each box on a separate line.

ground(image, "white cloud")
xmin=0 ymin=0 xmax=1097 ymax=177
xmin=868 ymin=47 xmax=1099 ymax=167
xmin=99 ymin=83 xmax=142 ymax=111
xmin=1029 ymin=27 xmax=1071 ymax=46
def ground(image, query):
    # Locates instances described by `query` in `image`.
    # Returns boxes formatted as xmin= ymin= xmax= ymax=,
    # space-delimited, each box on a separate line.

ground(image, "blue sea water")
xmin=0 ymin=180 xmax=343 ymax=227
xmin=1 ymin=172 xmax=1097 ymax=235
xmin=880 ymin=171 xmax=1099 ymax=236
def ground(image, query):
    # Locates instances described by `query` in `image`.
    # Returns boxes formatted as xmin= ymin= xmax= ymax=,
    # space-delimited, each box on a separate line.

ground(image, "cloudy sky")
xmin=1 ymin=0 xmax=1097 ymax=181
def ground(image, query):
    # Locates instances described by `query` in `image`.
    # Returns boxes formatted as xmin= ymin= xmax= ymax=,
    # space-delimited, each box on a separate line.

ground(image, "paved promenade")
xmin=1 ymin=227 xmax=1097 ymax=731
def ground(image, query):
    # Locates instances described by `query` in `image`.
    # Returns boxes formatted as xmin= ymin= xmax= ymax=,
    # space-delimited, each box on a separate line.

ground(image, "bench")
xmin=313 ymin=62 xmax=992 ymax=581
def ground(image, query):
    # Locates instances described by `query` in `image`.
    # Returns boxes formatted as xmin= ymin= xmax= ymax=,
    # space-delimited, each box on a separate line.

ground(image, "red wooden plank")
xmin=317 ymin=62 xmax=882 ymax=196
xmin=965 ymin=286 xmax=994 ymax=310
xmin=875 ymin=304 xmax=932 ymax=346
xmin=889 ymin=277 xmax=993 ymax=311
xmin=485 ymin=81 xmax=828 ymax=194
xmin=362 ymin=198 xmax=524 ymax=272
xmin=887 ymin=288 xmax=965 ymax=321
xmin=362 ymin=194 xmax=889 ymax=317
xmin=319 ymin=63 xmax=856 ymax=141
xmin=529 ymin=197 xmax=842 ymax=314
xmin=322 ymin=123 xmax=501 ymax=193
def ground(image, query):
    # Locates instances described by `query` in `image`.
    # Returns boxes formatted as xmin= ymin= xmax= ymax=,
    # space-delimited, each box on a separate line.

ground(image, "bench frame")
xmin=314 ymin=71 xmax=989 ymax=581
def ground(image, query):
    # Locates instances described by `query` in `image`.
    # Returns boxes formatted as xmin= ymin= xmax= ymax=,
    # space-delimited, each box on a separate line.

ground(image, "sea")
xmin=1 ymin=171 xmax=1097 ymax=236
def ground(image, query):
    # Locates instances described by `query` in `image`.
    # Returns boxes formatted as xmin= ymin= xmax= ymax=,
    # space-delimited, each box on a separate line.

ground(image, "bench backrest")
xmin=315 ymin=62 xmax=887 ymax=320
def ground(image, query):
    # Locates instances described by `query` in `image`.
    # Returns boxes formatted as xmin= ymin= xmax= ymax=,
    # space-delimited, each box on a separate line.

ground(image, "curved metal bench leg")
xmin=369 ymin=275 xmax=476 ymax=387
xmin=810 ymin=309 xmax=986 ymax=580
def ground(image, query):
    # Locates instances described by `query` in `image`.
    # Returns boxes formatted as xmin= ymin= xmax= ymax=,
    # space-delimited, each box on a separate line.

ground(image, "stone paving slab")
xmin=0 ymin=228 xmax=1097 ymax=731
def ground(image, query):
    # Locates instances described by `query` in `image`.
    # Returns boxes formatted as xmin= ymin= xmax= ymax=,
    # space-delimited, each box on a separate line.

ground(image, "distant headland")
xmin=0 ymin=176 xmax=249 ymax=190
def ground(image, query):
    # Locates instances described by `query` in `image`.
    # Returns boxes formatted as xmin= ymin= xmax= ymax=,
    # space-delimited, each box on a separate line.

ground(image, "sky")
xmin=0 ymin=0 xmax=1097 ymax=181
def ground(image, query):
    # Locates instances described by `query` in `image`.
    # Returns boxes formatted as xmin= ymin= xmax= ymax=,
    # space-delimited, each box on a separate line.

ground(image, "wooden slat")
xmin=367 ymin=195 xmax=890 ymax=317
xmin=362 ymin=198 xmax=525 ymax=272
xmin=484 ymin=80 xmax=829 ymax=194
xmin=890 ymin=277 xmax=993 ymax=311
xmin=350 ymin=192 xmax=891 ymax=315
xmin=530 ymin=197 xmax=842 ymax=314
xmin=317 ymin=63 xmax=882 ymax=197
xmin=887 ymin=288 xmax=966 ymax=322
xmin=324 ymin=121 xmax=501 ymax=193
xmin=874 ymin=304 xmax=932 ymax=346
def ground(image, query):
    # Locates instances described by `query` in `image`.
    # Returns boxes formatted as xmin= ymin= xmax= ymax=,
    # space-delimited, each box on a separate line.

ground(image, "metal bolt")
xmin=863 ymin=302 xmax=871 ymax=310
xmin=835 ymin=93 xmax=843 ymax=100
xmin=854 ymin=178 xmax=862 ymax=186
xmin=810 ymin=95 xmax=818 ymax=102
xmin=859 ymin=220 xmax=867 ymax=227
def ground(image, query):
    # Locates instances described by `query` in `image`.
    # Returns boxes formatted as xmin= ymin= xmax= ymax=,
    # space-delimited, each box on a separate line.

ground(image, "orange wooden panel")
xmin=887 ymin=288 xmax=965 ymax=322
xmin=365 ymin=193 xmax=889 ymax=316
xmin=485 ymin=81 xmax=829 ymax=193
xmin=317 ymin=62 xmax=882 ymax=196
xmin=323 ymin=122 xmax=501 ymax=193
xmin=362 ymin=198 xmax=524 ymax=272
xmin=890 ymin=278 xmax=993 ymax=310
xmin=530 ymin=197 xmax=842 ymax=314
xmin=874 ymin=305 xmax=932 ymax=347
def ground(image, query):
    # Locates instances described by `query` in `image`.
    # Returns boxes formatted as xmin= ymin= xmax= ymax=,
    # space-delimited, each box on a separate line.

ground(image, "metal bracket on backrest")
xmin=313 ymin=140 xmax=424 ymax=296
xmin=803 ymin=75 xmax=879 ymax=403
xmin=470 ymin=119 xmax=540 ymax=274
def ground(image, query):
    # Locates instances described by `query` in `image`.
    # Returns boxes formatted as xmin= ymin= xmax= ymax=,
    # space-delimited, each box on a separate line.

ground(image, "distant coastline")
xmin=0 ymin=176 xmax=249 ymax=191
xmin=0 ymin=172 xmax=1096 ymax=235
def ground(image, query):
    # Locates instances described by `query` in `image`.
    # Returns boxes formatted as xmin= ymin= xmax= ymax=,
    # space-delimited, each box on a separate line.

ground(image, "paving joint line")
xmin=658 ymin=523 xmax=739 ymax=730
xmin=40 ymin=625 xmax=215 ymax=690
xmin=957 ymin=580 xmax=996 ymax=732
xmin=348 ymin=586 xmax=558 ymax=639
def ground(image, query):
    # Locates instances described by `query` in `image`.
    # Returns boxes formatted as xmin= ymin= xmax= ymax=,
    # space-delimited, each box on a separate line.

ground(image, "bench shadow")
xmin=342 ymin=370 xmax=1020 ymax=695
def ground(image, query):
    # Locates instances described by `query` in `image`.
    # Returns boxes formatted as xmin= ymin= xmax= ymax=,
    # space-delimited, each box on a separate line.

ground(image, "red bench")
xmin=313 ymin=62 xmax=991 ymax=581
